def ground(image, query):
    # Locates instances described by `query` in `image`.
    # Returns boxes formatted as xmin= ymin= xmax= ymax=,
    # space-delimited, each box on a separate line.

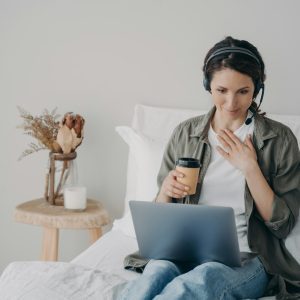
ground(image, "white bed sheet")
xmin=71 ymin=229 xmax=140 ymax=282
xmin=0 ymin=230 xmax=139 ymax=300
xmin=0 ymin=261 xmax=127 ymax=300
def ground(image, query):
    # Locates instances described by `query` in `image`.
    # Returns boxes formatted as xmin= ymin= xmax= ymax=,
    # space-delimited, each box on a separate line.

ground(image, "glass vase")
xmin=44 ymin=152 xmax=78 ymax=206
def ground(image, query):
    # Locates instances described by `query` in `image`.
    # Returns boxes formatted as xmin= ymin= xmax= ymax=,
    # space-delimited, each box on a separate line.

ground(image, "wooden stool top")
xmin=14 ymin=198 xmax=110 ymax=229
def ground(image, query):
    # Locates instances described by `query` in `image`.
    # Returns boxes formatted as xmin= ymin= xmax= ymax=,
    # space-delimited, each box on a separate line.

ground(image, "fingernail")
xmin=184 ymin=186 xmax=189 ymax=191
xmin=183 ymin=192 xmax=188 ymax=196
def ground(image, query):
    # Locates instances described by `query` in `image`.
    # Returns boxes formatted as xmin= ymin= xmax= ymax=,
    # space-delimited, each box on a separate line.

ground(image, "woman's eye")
xmin=240 ymin=90 xmax=249 ymax=95
xmin=217 ymin=89 xmax=225 ymax=94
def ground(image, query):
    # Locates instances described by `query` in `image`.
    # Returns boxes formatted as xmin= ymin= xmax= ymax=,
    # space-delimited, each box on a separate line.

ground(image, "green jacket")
xmin=124 ymin=107 xmax=300 ymax=299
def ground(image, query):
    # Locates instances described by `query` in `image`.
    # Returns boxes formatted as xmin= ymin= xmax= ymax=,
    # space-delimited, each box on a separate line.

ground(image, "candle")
xmin=64 ymin=186 xmax=87 ymax=210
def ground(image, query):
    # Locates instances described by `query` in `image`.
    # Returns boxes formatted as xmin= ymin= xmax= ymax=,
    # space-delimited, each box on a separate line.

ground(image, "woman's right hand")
xmin=156 ymin=170 xmax=190 ymax=203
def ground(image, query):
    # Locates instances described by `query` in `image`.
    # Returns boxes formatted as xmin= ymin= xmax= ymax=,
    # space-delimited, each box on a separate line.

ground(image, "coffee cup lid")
xmin=176 ymin=157 xmax=200 ymax=168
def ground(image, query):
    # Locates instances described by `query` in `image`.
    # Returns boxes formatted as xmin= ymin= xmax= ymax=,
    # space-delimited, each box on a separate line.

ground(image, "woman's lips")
xmin=225 ymin=108 xmax=239 ymax=114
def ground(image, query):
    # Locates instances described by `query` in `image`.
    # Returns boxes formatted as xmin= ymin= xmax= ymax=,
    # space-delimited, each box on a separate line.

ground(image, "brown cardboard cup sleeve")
xmin=175 ymin=158 xmax=200 ymax=195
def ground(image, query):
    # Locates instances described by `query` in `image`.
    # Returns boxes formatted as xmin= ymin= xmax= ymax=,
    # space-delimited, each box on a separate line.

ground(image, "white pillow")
xmin=132 ymin=104 xmax=206 ymax=139
xmin=116 ymin=126 xmax=167 ymax=202
xmin=113 ymin=126 xmax=166 ymax=237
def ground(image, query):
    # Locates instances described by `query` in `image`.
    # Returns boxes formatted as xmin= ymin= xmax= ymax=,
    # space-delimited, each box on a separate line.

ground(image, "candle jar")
xmin=64 ymin=186 xmax=87 ymax=211
xmin=44 ymin=152 xmax=78 ymax=206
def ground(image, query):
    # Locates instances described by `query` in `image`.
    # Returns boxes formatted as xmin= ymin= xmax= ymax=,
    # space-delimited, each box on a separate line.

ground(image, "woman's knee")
xmin=144 ymin=260 xmax=181 ymax=278
xmin=194 ymin=261 xmax=229 ymax=283
xmin=190 ymin=262 xmax=229 ymax=296
xmin=159 ymin=263 xmax=228 ymax=300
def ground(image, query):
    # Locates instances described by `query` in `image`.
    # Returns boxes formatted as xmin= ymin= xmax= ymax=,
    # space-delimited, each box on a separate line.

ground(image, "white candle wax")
xmin=64 ymin=186 xmax=87 ymax=210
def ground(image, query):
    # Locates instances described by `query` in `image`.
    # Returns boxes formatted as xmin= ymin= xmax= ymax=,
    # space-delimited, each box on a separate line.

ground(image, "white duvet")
xmin=0 ymin=230 xmax=140 ymax=300
xmin=0 ymin=261 xmax=127 ymax=300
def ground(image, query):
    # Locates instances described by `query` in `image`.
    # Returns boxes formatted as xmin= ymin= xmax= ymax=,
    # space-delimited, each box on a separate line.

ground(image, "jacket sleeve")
xmin=156 ymin=125 xmax=180 ymax=193
xmin=264 ymin=128 xmax=300 ymax=239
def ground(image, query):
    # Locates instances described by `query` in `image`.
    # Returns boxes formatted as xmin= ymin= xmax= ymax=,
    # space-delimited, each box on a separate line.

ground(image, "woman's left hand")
xmin=216 ymin=129 xmax=258 ymax=174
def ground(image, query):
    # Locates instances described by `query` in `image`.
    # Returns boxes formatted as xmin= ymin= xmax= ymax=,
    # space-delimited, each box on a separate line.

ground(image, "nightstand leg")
xmin=41 ymin=227 xmax=59 ymax=261
xmin=89 ymin=227 xmax=102 ymax=244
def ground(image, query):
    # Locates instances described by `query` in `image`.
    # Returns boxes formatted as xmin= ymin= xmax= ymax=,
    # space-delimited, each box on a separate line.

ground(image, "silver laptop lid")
xmin=129 ymin=200 xmax=241 ymax=268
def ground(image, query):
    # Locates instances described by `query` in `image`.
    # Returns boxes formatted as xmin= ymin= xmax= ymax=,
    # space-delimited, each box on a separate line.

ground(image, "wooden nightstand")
xmin=14 ymin=198 xmax=110 ymax=261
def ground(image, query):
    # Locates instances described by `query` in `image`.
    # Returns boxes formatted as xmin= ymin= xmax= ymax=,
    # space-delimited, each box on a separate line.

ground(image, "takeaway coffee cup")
xmin=175 ymin=158 xmax=200 ymax=195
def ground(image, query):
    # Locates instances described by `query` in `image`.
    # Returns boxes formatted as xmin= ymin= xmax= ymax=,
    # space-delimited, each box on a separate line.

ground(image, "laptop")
xmin=129 ymin=200 xmax=241 ymax=268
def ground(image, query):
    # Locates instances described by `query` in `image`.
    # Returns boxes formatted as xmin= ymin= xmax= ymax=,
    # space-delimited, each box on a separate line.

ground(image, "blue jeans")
xmin=119 ymin=257 xmax=269 ymax=300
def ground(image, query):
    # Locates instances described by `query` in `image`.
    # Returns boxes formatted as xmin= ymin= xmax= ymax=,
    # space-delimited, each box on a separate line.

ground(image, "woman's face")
xmin=210 ymin=68 xmax=254 ymax=121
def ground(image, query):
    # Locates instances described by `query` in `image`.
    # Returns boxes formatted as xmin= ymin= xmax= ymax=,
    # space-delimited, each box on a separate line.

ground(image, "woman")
xmin=120 ymin=36 xmax=300 ymax=299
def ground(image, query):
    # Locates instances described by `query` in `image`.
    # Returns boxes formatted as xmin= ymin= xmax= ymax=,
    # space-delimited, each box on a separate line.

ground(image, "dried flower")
xmin=18 ymin=107 xmax=85 ymax=160
xmin=56 ymin=113 xmax=85 ymax=154
xmin=17 ymin=107 xmax=60 ymax=160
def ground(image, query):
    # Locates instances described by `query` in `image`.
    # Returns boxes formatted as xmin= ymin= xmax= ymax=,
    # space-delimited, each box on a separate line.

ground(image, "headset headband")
xmin=205 ymin=47 xmax=261 ymax=67
xmin=205 ymin=46 xmax=261 ymax=70
xmin=203 ymin=46 xmax=263 ymax=93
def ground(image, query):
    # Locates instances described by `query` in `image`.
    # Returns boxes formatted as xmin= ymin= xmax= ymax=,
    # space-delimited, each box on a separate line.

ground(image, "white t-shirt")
xmin=199 ymin=114 xmax=254 ymax=253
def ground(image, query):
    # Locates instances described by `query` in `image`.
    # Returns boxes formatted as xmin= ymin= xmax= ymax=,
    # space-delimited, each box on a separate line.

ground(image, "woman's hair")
xmin=203 ymin=36 xmax=266 ymax=115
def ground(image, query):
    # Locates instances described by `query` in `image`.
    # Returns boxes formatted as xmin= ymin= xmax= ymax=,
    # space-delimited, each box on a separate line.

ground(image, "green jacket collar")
xmin=190 ymin=106 xmax=277 ymax=149
xmin=189 ymin=106 xmax=215 ymax=140
xmin=254 ymin=113 xmax=277 ymax=149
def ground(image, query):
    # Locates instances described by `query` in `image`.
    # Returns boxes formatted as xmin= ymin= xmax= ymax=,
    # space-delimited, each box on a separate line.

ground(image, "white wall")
xmin=1 ymin=0 xmax=299 ymax=272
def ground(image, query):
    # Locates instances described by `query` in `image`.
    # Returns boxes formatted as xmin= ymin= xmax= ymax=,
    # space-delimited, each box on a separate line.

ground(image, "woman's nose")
xmin=226 ymin=94 xmax=238 ymax=108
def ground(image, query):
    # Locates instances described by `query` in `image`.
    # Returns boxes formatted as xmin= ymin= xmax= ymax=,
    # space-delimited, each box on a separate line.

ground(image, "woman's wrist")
xmin=156 ymin=191 xmax=172 ymax=203
xmin=243 ymin=160 xmax=260 ymax=179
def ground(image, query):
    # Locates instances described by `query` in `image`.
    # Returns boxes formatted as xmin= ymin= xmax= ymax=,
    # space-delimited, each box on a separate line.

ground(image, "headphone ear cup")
xmin=254 ymin=81 xmax=263 ymax=97
xmin=203 ymin=76 xmax=210 ymax=91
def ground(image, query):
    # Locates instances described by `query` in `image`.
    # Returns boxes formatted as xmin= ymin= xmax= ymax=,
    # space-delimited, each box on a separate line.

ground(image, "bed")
xmin=0 ymin=104 xmax=299 ymax=300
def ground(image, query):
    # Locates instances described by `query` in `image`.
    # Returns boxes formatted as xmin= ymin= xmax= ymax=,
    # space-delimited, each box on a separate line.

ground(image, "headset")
xmin=203 ymin=46 xmax=265 ymax=125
